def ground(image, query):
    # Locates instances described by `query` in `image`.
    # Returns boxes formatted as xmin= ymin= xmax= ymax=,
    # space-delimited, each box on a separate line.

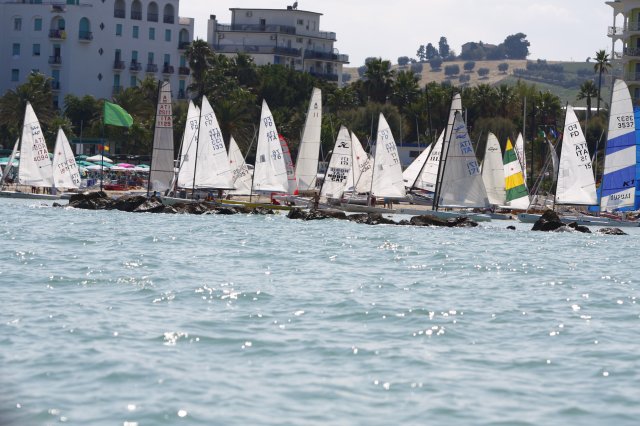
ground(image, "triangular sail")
xmin=279 ymin=135 xmax=298 ymax=195
xmin=413 ymin=131 xmax=444 ymax=192
xmin=403 ymin=143 xmax=431 ymax=188
xmin=481 ymin=133 xmax=505 ymax=206
xmin=344 ymin=132 xmax=372 ymax=193
xmin=176 ymin=102 xmax=200 ymax=189
xmin=253 ymin=100 xmax=288 ymax=193
xmin=438 ymin=113 xmax=488 ymax=208
xmin=1 ymin=139 xmax=19 ymax=189
xmin=514 ymin=133 xmax=527 ymax=183
xmin=149 ymin=81 xmax=174 ymax=193
xmin=296 ymin=87 xmax=322 ymax=192
xmin=228 ymin=136 xmax=252 ymax=195
xmin=52 ymin=128 xmax=81 ymax=189
xmin=194 ymin=96 xmax=233 ymax=189
xmin=503 ymin=138 xmax=530 ymax=209
xmin=556 ymin=106 xmax=597 ymax=205
xmin=320 ymin=126 xmax=351 ymax=199
xmin=600 ymin=80 xmax=636 ymax=211
xmin=371 ymin=113 xmax=405 ymax=198
xmin=18 ymin=102 xmax=53 ymax=187
xmin=436 ymin=94 xmax=463 ymax=190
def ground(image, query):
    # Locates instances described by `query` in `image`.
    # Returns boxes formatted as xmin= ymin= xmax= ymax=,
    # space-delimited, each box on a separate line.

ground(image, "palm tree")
xmin=186 ymin=39 xmax=214 ymax=100
xmin=593 ymin=50 xmax=611 ymax=113
xmin=363 ymin=58 xmax=395 ymax=103
xmin=576 ymin=80 xmax=599 ymax=120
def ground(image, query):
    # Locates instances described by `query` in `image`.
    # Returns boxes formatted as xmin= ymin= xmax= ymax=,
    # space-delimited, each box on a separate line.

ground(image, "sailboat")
xmin=148 ymin=81 xmax=174 ymax=195
xmin=514 ymin=132 xmax=527 ymax=183
xmin=342 ymin=131 xmax=373 ymax=200
xmin=295 ymin=87 xmax=322 ymax=193
xmin=228 ymin=136 xmax=253 ymax=195
xmin=52 ymin=128 xmax=81 ymax=192
xmin=402 ymin=142 xmax=432 ymax=189
xmin=250 ymin=100 xmax=289 ymax=196
xmin=503 ymin=138 xmax=530 ymax=210
xmin=320 ymin=125 xmax=352 ymax=202
xmin=0 ymin=102 xmax=59 ymax=200
xmin=279 ymin=135 xmax=298 ymax=195
xmin=0 ymin=139 xmax=19 ymax=190
xmin=174 ymin=101 xmax=200 ymax=191
xmin=481 ymin=133 xmax=506 ymax=206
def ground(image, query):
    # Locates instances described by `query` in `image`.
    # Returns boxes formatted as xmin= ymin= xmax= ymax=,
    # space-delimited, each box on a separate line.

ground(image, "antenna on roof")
xmin=292 ymin=1 xmax=298 ymax=9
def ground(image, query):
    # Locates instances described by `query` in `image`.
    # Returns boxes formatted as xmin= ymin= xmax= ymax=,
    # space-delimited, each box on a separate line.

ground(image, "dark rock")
xmin=409 ymin=214 xmax=478 ymax=228
xmin=448 ymin=217 xmax=479 ymax=227
xmin=67 ymin=191 xmax=112 ymax=210
xmin=287 ymin=208 xmax=307 ymax=220
xmin=365 ymin=213 xmax=397 ymax=225
xmin=506 ymin=225 xmax=516 ymax=230
xmin=347 ymin=214 xmax=370 ymax=224
xmin=215 ymin=207 xmax=237 ymax=215
xmin=133 ymin=196 xmax=164 ymax=213
xmin=162 ymin=206 xmax=178 ymax=214
xmin=251 ymin=207 xmax=275 ymax=215
xmin=307 ymin=210 xmax=348 ymax=221
xmin=532 ymin=210 xmax=565 ymax=232
xmin=52 ymin=202 xmax=63 ymax=208
xmin=597 ymin=227 xmax=627 ymax=235
xmin=109 ymin=195 xmax=147 ymax=212
xmin=567 ymin=222 xmax=592 ymax=234
xmin=69 ymin=191 xmax=108 ymax=204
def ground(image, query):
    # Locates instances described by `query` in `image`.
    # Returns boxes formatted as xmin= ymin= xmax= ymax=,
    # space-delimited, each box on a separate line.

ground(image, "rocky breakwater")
xmin=531 ymin=210 xmax=627 ymax=235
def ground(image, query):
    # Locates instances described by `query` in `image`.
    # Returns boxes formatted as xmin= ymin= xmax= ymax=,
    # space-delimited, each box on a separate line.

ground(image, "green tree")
xmin=429 ymin=56 xmax=443 ymax=71
xmin=503 ymin=33 xmax=530 ymax=59
xmin=426 ymin=43 xmax=438 ymax=60
xmin=186 ymin=39 xmax=214 ymax=100
xmin=438 ymin=37 xmax=450 ymax=59
xmin=593 ymin=50 xmax=611 ymax=113
xmin=363 ymin=58 xmax=395 ymax=103
xmin=576 ymin=79 xmax=599 ymax=120
xmin=416 ymin=45 xmax=426 ymax=62
xmin=63 ymin=94 xmax=101 ymax=136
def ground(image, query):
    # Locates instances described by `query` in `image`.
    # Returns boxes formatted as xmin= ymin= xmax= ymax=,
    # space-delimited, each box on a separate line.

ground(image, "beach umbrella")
xmin=75 ymin=155 xmax=88 ymax=161
xmin=86 ymin=154 xmax=113 ymax=163
xmin=115 ymin=163 xmax=135 ymax=168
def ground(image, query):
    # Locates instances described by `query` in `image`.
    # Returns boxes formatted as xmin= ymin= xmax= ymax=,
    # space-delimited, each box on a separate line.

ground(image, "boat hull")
xmin=0 ymin=191 xmax=61 ymax=200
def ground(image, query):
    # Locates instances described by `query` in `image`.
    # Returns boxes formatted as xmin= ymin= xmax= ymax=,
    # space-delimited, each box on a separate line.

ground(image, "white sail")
xmin=371 ymin=113 xmax=405 ymax=198
xmin=481 ymin=133 xmax=505 ymax=206
xmin=438 ymin=112 xmax=489 ymax=208
xmin=320 ymin=126 xmax=351 ymax=199
xmin=344 ymin=132 xmax=372 ymax=193
xmin=149 ymin=81 xmax=174 ymax=193
xmin=555 ymin=106 xmax=597 ymax=205
xmin=52 ymin=128 xmax=81 ymax=189
xmin=514 ymin=132 xmax=527 ymax=182
xmin=194 ymin=96 xmax=233 ymax=189
xmin=1 ymin=139 xmax=19 ymax=188
xmin=403 ymin=143 xmax=431 ymax=188
xmin=18 ymin=102 xmax=53 ymax=187
xmin=600 ymin=79 xmax=636 ymax=212
xmin=228 ymin=136 xmax=253 ymax=195
xmin=253 ymin=100 xmax=288 ymax=193
xmin=296 ymin=87 xmax=322 ymax=192
xmin=176 ymin=102 xmax=200 ymax=189
xmin=279 ymin=135 xmax=298 ymax=194
xmin=413 ymin=131 xmax=444 ymax=192
xmin=436 ymin=94 xmax=463 ymax=190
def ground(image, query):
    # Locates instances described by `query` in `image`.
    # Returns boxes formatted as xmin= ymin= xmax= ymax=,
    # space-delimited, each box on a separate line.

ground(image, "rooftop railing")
xmin=216 ymin=23 xmax=296 ymax=35
xmin=214 ymin=44 xmax=301 ymax=57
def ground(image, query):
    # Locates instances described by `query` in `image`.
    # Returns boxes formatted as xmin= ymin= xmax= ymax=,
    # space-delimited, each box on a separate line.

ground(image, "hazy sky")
xmin=178 ymin=0 xmax=614 ymax=66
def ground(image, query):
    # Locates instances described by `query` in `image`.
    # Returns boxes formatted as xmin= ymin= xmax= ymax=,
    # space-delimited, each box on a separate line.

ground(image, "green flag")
xmin=104 ymin=101 xmax=133 ymax=127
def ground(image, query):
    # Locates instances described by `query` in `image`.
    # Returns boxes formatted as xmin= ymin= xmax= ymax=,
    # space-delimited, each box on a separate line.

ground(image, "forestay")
xmin=52 ymin=128 xmax=81 ymax=189
xmin=253 ymin=100 xmax=288 ymax=193
xmin=148 ymin=81 xmax=174 ymax=193
xmin=194 ymin=96 xmax=233 ymax=189
xmin=371 ymin=113 xmax=405 ymax=198
xmin=18 ymin=102 xmax=54 ymax=187
xmin=481 ymin=133 xmax=505 ymax=206
xmin=320 ymin=126 xmax=351 ymax=199
xmin=295 ymin=87 xmax=322 ymax=192
xmin=176 ymin=102 xmax=200 ymax=189
xmin=556 ymin=105 xmax=597 ymax=205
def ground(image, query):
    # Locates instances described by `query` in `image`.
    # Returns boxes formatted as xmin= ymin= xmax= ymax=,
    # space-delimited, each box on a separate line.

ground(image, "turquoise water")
xmin=1 ymin=199 xmax=639 ymax=425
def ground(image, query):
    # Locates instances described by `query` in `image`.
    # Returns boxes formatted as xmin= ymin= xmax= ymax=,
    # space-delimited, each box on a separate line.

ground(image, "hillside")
xmin=344 ymin=60 xmax=609 ymax=108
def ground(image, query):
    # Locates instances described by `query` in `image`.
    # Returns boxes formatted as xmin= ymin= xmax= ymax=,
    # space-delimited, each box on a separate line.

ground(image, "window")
xmin=149 ymin=28 xmax=155 ymax=40
xmin=132 ymin=50 xmax=138 ymax=61
xmin=297 ymin=19 xmax=303 ymax=25
xmin=113 ymin=74 xmax=121 ymax=87
xmin=163 ymin=54 xmax=170 ymax=66
xmin=130 ymin=76 xmax=137 ymax=87
xmin=164 ymin=29 xmax=171 ymax=42
xmin=179 ymin=55 xmax=186 ymax=67
xmin=11 ymin=69 xmax=19 ymax=82
xmin=14 ymin=17 xmax=22 ymax=31
xmin=32 ymin=44 xmax=40 ymax=56
xmin=132 ymin=25 xmax=139 ymax=39
xmin=116 ymin=23 xmax=122 ymax=36
xmin=34 ymin=18 xmax=42 ymax=31
xmin=296 ymin=37 xmax=303 ymax=43
xmin=148 ymin=52 xmax=154 ymax=64
xmin=12 ymin=43 xmax=20 ymax=56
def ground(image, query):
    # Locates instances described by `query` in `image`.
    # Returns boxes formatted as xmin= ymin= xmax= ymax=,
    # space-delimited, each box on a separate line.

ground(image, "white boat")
xmin=0 ymin=102 xmax=59 ymax=200
xmin=403 ymin=142 xmax=431 ymax=188
xmin=148 ymin=81 xmax=174 ymax=194
xmin=371 ymin=113 xmax=406 ymax=200
xmin=174 ymin=101 xmax=200 ymax=191
xmin=228 ymin=136 xmax=253 ymax=195
xmin=52 ymin=128 xmax=81 ymax=191
xmin=252 ymin=99 xmax=288 ymax=193
xmin=343 ymin=132 xmax=373 ymax=194
xmin=481 ymin=132 xmax=506 ymax=206
xmin=514 ymin=132 xmax=527 ymax=183
xmin=279 ymin=135 xmax=298 ymax=195
xmin=193 ymin=96 xmax=233 ymax=190
xmin=412 ymin=131 xmax=444 ymax=193
xmin=320 ymin=126 xmax=352 ymax=200
xmin=295 ymin=87 xmax=322 ymax=193
xmin=0 ymin=138 xmax=19 ymax=189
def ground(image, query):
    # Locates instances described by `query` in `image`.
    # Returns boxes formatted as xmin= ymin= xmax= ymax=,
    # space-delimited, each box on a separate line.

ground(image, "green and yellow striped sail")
xmin=503 ymin=138 xmax=529 ymax=209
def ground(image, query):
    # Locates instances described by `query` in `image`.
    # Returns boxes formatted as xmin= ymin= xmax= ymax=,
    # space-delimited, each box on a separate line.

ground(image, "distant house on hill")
xmin=460 ymin=42 xmax=502 ymax=60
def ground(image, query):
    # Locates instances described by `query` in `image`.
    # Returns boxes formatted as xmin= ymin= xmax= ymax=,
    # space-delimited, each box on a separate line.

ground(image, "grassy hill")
xmin=345 ymin=59 xmax=609 ymax=109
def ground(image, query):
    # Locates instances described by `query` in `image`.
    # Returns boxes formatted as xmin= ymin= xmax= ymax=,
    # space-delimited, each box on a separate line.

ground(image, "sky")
xmin=178 ymin=0 xmax=614 ymax=66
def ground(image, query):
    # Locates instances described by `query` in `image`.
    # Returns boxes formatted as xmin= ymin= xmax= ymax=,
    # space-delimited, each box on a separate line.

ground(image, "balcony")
xmin=623 ymin=48 xmax=640 ymax=58
xmin=318 ymin=31 xmax=337 ymax=41
xmin=213 ymin=44 xmax=301 ymax=57
xmin=309 ymin=71 xmax=339 ymax=82
xmin=113 ymin=60 xmax=125 ymax=70
xmin=130 ymin=61 xmax=142 ymax=72
xmin=178 ymin=41 xmax=190 ymax=50
xmin=79 ymin=31 xmax=93 ymax=41
xmin=627 ymin=21 xmax=640 ymax=32
xmin=49 ymin=29 xmax=66 ymax=40
xmin=131 ymin=11 xmax=142 ymax=21
xmin=147 ymin=13 xmax=158 ymax=22
xmin=146 ymin=63 xmax=158 ymax=73
xmin=178 ymin=66 xmax=190 ymax=75
xmin=48 ymin=55 xmax=62 ymax=66
xmin=624 ymin=72 xmax=640 ymax=82
xmin=114 ymin=9 xmax=125 ymax=19
xmin=113 ymin=86 xmax=123 ymax=95
xmin=164 ymin=15 xmax=174 ymax=24
xmin=303 ymin=50 xmax=349 ymax=63
xmin=216 ymin=23 xmax=296 ymax=35
xmin=50 ymin=80 xmax=61 ymax=91
xmin=162 ymin=65 xmax=174 ymax=74
xmin=608 ymin=26 xmax=624 ymax=37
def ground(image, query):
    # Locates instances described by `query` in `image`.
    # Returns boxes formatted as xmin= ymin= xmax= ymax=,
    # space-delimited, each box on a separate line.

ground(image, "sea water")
xmin=0 ymin=199 xmax=639 ymax=426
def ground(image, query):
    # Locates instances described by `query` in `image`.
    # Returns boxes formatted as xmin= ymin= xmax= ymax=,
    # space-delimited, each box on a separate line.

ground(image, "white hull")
xmin=0 ymin=190 xmax=61 ymax=200
xmin=517 ymin=213 xmax=640 ymax=227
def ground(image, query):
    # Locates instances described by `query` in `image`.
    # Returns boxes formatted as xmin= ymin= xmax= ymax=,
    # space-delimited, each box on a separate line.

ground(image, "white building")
xmin=1 ymin=0 xmax=194 ymax=108
xmin=207 ymin=6 xmax=349 ymax=85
